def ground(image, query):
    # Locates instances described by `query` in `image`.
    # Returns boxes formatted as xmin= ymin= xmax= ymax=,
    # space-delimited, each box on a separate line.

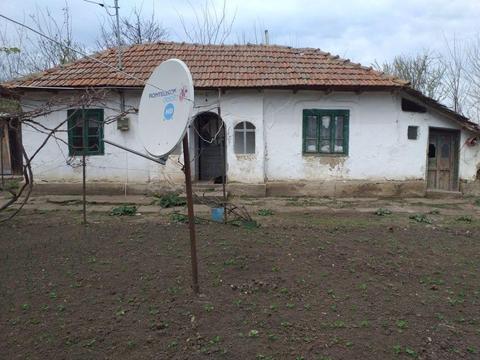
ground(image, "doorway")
xmin=193 ymin=112 xmax=226 ymax=182
xmin=0 ymin=118 xmax=22 ymax=176
xmin=427 ymin=128 xmax=460 ymax=191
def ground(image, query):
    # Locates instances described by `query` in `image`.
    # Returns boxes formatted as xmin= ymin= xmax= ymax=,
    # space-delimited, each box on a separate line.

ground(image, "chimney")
xmin=264 ymin=30 xmax=269 ymax=45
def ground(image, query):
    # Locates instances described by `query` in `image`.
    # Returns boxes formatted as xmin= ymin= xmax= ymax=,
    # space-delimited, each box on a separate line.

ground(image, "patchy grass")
xmin=1 ymin=210 xmax=479 ymax=359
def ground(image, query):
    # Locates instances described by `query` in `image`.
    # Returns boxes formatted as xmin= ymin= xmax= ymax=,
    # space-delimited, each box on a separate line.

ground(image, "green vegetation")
xmin=110 ymin=204 xmax=137 ymax=216
xmin=153 ymin=193 xmax=186 ymax=208
xmin=257 ymin=208 xmax=274 ymax=216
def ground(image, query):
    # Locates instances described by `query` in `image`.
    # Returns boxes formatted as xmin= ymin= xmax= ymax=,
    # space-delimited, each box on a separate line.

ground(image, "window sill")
xmin=302 ymin=153 xmax=348 ymax=158
xmin=235 ymin=153 xmax=256 ymax=160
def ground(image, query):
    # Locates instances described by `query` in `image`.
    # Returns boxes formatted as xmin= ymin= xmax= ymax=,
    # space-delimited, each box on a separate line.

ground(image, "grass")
xmin=110 ymin=204 xmax=137 ymax=216
xmin=409 ymin=213 xmax=432 ymax=224
xmin=257 ymin=208 xmax=274 ymax=216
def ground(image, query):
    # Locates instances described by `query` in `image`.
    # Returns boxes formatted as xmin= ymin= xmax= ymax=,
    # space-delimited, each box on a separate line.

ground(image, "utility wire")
xmin=0 ymin=13 xmax=193 ymax=103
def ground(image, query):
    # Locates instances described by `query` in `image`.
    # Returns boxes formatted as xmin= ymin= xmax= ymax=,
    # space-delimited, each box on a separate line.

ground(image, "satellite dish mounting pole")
xmin=182 ymin=133 xmax=199 ymax=294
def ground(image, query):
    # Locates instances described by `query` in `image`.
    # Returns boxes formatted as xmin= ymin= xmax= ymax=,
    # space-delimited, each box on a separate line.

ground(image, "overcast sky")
xmin=1 ymin=0 xmax=480 ymax=66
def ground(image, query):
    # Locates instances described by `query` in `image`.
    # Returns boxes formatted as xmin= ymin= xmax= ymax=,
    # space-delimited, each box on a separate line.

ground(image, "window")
xmin=402 ymin=98 xmax=426 ymax=113
xmin=303 ymin=109 xmax=349 ymax=155
xmin=234 ymin=121 xmax=255 ymax=154
xmin=67 ymin=109 xmax=104 ymax=156
xmin=408 ymin=126 xmax=418 ymax=140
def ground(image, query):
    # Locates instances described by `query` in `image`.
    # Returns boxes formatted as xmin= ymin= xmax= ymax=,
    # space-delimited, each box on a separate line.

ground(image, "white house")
xmin=4 ymin=42 xmax=480 ymax=197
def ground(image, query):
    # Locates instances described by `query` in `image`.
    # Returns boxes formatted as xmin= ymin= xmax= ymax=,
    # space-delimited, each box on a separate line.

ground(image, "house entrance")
xmin=0 ymin=118 xmax=22 ymax=176
xmin=194 ymin=112 xmax=226 ymax=183
xmin=427 ymin=128 xmax=460 ymax=191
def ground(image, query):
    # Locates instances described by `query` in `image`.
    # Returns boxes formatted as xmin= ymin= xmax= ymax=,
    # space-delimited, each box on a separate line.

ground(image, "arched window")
xmin=234 ymin=121 xmax=255 ymax=154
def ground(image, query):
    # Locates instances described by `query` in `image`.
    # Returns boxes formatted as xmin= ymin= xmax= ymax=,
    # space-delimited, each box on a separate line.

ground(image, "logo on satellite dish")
xmin=179 ymin=85 xmax=188 ymax=102
xmin=164 ymin=103 xmax=175 ymax=120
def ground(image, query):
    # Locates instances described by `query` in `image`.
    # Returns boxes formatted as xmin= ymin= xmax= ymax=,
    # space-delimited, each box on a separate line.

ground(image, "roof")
xmin=3 ymin=42 xmax=478 ymax=133
xmin=6 ymin=42 xmax=407 ymax=89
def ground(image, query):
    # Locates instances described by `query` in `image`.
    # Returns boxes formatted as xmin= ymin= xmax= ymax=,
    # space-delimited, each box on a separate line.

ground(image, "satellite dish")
xmin=138 ymin=59 xmax=194 ymax=157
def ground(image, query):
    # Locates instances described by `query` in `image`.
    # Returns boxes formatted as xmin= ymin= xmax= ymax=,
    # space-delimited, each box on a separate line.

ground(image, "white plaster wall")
xmin=264 ymin=90 xmax=480 ymax=182
xmin=21 ymin=89 xmax=266 ymax=186
xmin=21 ymin=90 xmax=184 ymax=186
xmin=20 ymin=88 xmax=480 ymax=187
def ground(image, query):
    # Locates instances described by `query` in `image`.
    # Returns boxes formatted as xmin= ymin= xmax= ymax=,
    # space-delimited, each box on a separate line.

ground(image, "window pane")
xmin=72 ymin=136 xmax=83 ymax=149
xmin=321 ymin=116 xmax=331 ymax=139
xmin=305 ymin=139 xmax=317 ymax=152
xmin=245 ymin=132 xmax=255 ymax=154
xmin=334 ymin=139 xmax=344 ymax=153
xmin=320 ymin=140 xmax=330 ymax=152
xmin=88 ymin=137 xmax=99 ymax=152
xmin=307 ymin=116 xmax=317 ymax=138
xmin=335 ymin=116 xmax=344 ymax=140
xmin=245 ymin=122 xmax=255 ymax=130
xmin=234 ymin=122 xmax=243 ymax=130
xmin=234 ymin=131 xmax=244 ymax=154
xmin=428 ymin=143 xmax=436 ymax=158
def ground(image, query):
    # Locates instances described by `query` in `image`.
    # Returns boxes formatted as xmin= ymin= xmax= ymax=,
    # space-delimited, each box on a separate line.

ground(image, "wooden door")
xmin=0 ymin=121 xmax=12 ymax=175
xmin=427 ymin=129 xmax=459 ymax=191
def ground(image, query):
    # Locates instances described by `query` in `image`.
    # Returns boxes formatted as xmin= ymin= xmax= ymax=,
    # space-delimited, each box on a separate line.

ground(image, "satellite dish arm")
xmin=102 ymin=138 xmax=167 ymax=165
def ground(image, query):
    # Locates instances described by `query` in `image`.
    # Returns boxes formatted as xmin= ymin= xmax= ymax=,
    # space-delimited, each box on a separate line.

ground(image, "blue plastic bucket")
xmin=211 ymin=207 xmax=224 ymax=222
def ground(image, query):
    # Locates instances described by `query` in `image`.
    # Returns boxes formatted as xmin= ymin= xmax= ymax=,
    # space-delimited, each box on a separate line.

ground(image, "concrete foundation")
xmin=32 ymin=179 xmax=435 ymax=198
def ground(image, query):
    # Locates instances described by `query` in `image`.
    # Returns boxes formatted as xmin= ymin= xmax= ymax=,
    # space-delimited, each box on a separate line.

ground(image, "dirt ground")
xmin=1 ymin=197 xmax=480 ymax=359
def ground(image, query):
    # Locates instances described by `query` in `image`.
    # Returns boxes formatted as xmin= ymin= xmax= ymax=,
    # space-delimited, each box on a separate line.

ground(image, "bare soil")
xmin=1 ymin=208 xmax=479 ymax=359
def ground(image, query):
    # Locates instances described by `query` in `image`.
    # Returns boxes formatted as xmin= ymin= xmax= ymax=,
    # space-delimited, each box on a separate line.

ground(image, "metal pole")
xmin=82 ymin=110 xmax=87 ymax=225
xmin=182 ymin=134 xmax=199 ymax=294
xmin=82 ymin=152 xmax=87 ymax=225
xmin=114 ymin=0 xmax=123 ymax=70
xmin=218 ymin=106 xmax=227 ymax=224
xmin=102 ymin=139 xmax=166 ymax=165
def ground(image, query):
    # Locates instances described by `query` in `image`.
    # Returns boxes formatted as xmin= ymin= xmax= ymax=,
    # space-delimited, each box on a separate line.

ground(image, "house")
xmin=4 ymin=42 xmax=480 ymax=197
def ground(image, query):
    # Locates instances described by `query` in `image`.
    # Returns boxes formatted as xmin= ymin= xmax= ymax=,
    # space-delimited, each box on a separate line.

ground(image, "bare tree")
xmin=442 ymin=35 xmax=470 ymax=114
xmin=466 ymin=35 xmax=480 ymax=121
xmin=0 ymin=4 xmax=83 ymax=81
xmin=97 ymin=6 xmax=168 ymax=49
xmin=28 ymin=4 xmax=83 ymax=69
xmin=178 ymin=0 xmax=236 ymax=45
xmin=373 ymin=50 xmax=446 ymax=101
xmin=0 ymin=25 xmax=27 ymax=81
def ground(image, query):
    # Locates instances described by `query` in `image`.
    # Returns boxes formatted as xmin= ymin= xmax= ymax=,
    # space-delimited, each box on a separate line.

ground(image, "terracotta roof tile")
xmin=6 ymin=42 xmax=407 ymax=89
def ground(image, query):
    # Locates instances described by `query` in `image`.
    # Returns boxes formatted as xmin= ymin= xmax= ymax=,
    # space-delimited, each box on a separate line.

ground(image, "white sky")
xmin=1 ymin=0 xmax=480 ymax=66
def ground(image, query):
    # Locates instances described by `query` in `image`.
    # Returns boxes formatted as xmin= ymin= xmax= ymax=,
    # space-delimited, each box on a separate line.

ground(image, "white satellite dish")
xmin=138 ymin=59 xmax=194 ymax=157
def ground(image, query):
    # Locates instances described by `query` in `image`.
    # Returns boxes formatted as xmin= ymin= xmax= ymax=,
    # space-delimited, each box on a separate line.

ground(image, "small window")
xmin=303 ymin=109 xmax=349 ymax=155
xmin=428 ymin=143 xmax=436 ymax=158
xmin=402 ymin=98 xmax=426 ymax=113
xmin=67 ymin=109 xmax=104 ymax=156
xmin=408 ymin=126 xmax=418 ymax=140
xmin=234 ymin=121 xmax=255 ymax=154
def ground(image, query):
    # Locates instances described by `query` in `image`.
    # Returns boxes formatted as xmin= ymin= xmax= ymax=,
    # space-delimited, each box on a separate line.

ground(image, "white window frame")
xmin=234 ymin=121 xmax=256 ymax=154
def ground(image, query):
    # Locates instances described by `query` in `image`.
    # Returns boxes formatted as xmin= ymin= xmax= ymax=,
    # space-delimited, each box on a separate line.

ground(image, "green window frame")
xmin=67 ymin=109 xmax=104 ymax=156
xmin=302 ymin=109 xmax=349 ymax=155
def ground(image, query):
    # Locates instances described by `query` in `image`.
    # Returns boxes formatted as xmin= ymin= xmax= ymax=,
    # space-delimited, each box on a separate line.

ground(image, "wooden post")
xmin=182 ymin=134 xmax=199 ymax=294
xmin=0 ymin=124 xmax=4 ymax=188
